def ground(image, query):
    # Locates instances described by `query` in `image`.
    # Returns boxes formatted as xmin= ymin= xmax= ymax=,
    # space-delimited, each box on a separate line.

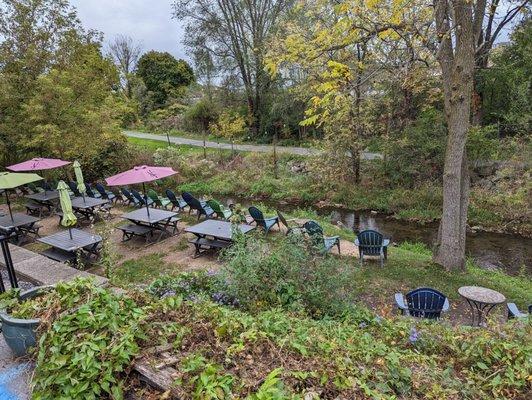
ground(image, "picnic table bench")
xmin=40 ymin=247 xmax=78 ymax=263
xmin=71 ymin=196 xmax=111 ymax=222
xmin=25 ymin=200 xmax=53 ymax=218
xmin=117 ymin=223 xmax=155 ymax=243
xmin=185 ymin=220 xmax=254 ymax=258
xmin=119 ymin=208 xmax=179 ymax=244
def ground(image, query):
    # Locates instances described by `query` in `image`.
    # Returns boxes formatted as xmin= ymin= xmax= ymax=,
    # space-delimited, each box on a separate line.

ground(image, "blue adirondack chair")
xmin=41 ymin=181 xmax=53 ymax=191
xmin=395 ymin=288 xmax=449 ymax=319
xmin=248 ymin=206 xmax=279 ymax=234
xmin=182 ymin=192 xmax=214 ymax=220
xmin=507 ymin=303 xmax=531 ymax=319
xmin=95 ymin=183 xmax=117 ymax=203
xmin=354 ymin=229 xmax=390 ymax=267
xmin=131 ymin=189 xmax=153 ymax=207
xmin=84 ymin=183 xmax=102 ymax=199
xmin=166 ymin=189 xmax=188 ymax=212
xmin=68 ymin=181 xmax=82 ymax=197
xmin=120 ymin=188 xmax=141 ymax=207
xmin=303 ymin=220 xmax=340 ymax=253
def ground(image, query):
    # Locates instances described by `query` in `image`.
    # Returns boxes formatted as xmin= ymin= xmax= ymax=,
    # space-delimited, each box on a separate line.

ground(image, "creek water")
xmin=220 ymin=196 xmax=531 ymax=277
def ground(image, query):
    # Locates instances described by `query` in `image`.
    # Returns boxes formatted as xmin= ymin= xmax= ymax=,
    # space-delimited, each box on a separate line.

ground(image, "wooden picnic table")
xmin=458 ymin=286 xmax=506 ymax=326
xmin=38 ymin=228 xmax=102 ymax=263
xmin=120 ymin=208 xmax=179 ymax=243
xmin=71 ymin=196 xmax=110 ymax=222
xmin=0 ymin=213 xmax=41 ymax=244
xmin=185 ymin=220 xmax=255 ymax=258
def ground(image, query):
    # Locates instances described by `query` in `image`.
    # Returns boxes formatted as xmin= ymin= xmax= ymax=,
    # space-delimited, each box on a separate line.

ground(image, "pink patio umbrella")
xmin=7 ymin=158 xmax=71 ymax=172
xmin=105 ymin=165 xmax=177 ymax=216
xmin=7 ymin=158 xmax=71 ymax=194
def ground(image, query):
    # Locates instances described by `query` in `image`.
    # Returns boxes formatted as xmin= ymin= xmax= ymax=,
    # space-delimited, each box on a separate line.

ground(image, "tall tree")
xmin=136 ymin=51 xmax=194 ymax=108
xmin=23 ymin=41 xmax=123 ymax=162
xmin=108 ymin=34 xmax=142 ymax=98
xmin=0 ymin=0 xmax=125 ymax=171
xmin=432 ymin=0 xmax=489 ymax=270
xmin=267 ymin=0 xmax=428 ymax=184
xmin=173 ymin=0 xmax=292 ymax=137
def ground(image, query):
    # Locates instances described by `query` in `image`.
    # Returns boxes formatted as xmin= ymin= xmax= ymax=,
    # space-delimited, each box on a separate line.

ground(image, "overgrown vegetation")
xmin=219 ymin=232 xmax=360 ymax=317
xmin=7 ymin=271 xmax=529 ymax=399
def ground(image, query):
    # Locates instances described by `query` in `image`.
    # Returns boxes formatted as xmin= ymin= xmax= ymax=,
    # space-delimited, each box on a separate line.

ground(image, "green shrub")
xmin=153 ymin=146 xmax=217 ymax=181
xmin=220 ymin=233 xmax=359 ymax=318
xmin=148 ymin=270 xmax=218 ymax=300
xmin=142 ymin=296 xmax=532 ymax=399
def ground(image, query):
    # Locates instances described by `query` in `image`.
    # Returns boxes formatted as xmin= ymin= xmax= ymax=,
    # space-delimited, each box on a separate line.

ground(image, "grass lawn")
xmin=353 ymin=244 xmax=531 ymax=309
xmin=111 ymin=253 xmax=187 ymax=286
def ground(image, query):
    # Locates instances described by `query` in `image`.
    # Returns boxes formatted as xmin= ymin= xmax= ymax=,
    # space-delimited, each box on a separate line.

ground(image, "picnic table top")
xmin=185 ymin=219 xmax=254 ymax=241
xmin=25 ymin=190 xmax=60 ymax=202
xmin=458 ymin=286 xmax=506 ymax=305
xmin=38 ymin=228 xmax=102 ymax=252
xmin=71 ymin=196 xmax=109 ymax=209
xmin=121 ymin=208 xmax=177 ymax=224
xmin=0 ymin=213 xmax=40 ymax=230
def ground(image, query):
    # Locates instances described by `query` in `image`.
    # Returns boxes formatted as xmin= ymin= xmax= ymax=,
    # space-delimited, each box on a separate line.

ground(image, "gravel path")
xmin=124 ymin=130 xmax=383 ymax=160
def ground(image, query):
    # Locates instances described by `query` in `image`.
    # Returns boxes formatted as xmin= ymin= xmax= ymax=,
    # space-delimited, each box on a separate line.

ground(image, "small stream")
xmin=220 ymin=196 xmax=531 ymax=276
xmin=324 ymin=208 xmax=531 ymax=276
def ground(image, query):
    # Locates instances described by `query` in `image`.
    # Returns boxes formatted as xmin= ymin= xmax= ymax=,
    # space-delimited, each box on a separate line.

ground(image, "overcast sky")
xmin=70 ymin=0 xmax=188 ymax=60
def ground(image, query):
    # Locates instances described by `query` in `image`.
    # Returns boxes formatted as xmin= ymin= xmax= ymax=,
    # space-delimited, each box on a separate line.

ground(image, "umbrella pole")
xmin=1 ymin=237 xmax=18 ymax=289
xmin=5 ymin=190 xmax=13 ymax=222
xmin=69 ymin=227 xmax=73 ymax=239
xmin=143 ymin=182 xmax=150 ymax=217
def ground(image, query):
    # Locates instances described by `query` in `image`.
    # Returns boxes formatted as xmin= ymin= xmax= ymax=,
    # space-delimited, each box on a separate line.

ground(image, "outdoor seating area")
xmin=3 ymin=161 xmax=527 ymax=331
xmin=1 ymin=161 xmax=527 ymax=328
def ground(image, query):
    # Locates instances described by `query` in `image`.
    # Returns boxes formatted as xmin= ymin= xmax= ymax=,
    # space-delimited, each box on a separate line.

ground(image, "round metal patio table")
xmin=458 ymin=286 xmax=506 ymax=326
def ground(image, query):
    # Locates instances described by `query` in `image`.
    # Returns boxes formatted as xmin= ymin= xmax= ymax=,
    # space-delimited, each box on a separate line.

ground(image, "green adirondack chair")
xmin=207 ymin=199 xmax=233 ymax=220
xmin=147 ymin=189 xmax=171 ymax=209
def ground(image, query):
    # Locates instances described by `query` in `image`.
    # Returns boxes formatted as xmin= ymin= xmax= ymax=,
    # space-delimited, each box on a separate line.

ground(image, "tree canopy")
xmin=0 ymin=0 xmax=127 ymax=176
xmin=136 ymin=51 xmax=195 ymax=108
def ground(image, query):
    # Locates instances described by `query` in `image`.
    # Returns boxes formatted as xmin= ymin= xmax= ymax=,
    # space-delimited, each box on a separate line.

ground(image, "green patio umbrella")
xmin=57 ymin=180 xmax=77 ymax=239
xmin=73 ymin=160 xmax=87 ymax=201
xmin=0 ymin=172 xmax=43 ymax=221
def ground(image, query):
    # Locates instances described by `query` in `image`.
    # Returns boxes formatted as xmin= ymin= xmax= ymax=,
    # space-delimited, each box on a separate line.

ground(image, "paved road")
xmin=124 ymin=131 xmax=383 ymax=160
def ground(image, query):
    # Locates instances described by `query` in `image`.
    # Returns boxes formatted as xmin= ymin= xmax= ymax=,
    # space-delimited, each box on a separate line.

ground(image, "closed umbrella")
xmin=105 ymin=165 xmax=177 ymax=216
xmin=57 ymin=180 xmax=77 ymax=239
xmin=73 ymin=160 xmax=87 ymax=201
xmin=0 ymin=172 xmax=43 ymax=221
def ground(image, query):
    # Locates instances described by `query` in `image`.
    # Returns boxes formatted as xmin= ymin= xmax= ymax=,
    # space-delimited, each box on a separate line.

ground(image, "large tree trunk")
xmin=433 ymin=0 xmax=475 ymax=270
